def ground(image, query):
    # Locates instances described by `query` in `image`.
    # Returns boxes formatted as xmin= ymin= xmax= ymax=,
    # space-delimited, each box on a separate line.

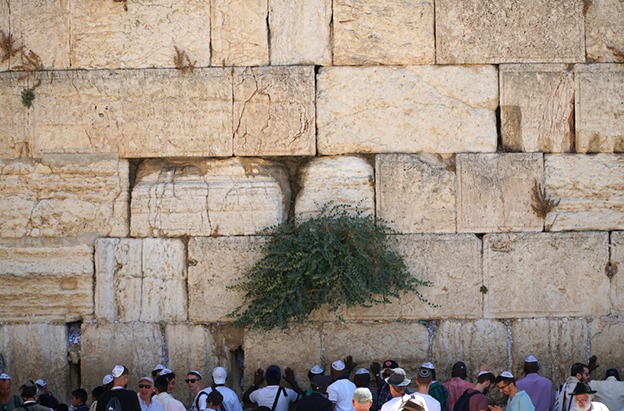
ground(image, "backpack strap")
xmin=270 ymin=387 xmax=286 ymax=411
xmin=195 ymin=391 xmax=208 ymax=411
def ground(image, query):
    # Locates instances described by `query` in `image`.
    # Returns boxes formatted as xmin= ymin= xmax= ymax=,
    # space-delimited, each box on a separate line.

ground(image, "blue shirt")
xmin=508 ymin=391 xmax=536 ymax=411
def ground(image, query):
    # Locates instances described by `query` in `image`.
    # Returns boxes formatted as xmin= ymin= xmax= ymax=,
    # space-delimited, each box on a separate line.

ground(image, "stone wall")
xmin=1 ymin=0 xmax=624 ymax=407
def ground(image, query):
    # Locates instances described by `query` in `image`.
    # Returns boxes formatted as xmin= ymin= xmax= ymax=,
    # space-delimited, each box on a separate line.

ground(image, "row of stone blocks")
xmin=2 ymin=64 xmax=624 ymax=158
xmin=1 ymin=0 xmax=623 ymax=70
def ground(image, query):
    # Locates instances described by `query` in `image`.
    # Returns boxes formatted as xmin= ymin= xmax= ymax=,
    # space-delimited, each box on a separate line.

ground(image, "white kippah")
xmin=332 ymin=360 xmax=346 ymax=371
xmin=478 ymin=371 xmax=493 ymax=377
xmin=421 ymin=362 xmax=435 ymax=370
xmin=310 ymin=365 xmax=324 ymax=374
xmin=500 ymin=371 xmax=514 ymax=378
xmin=153 ymin=364 xmax=165 ymax=372
xmin=160 ymin=368 xmax=173 ymax=376
xmin=355 ymin=368 xmax=370 ymax=375
xmin=525 ymin=355 xmax=538 ymax=363
xmin=35 ymin=380 xmax=46 ymax=386
xmin=0 ymin=373 xmax=10 ymax=380
xmin=112 ymin=365 xmax=125 ymax=378
xmin=103 ymin=374 xmax=114 ymax=385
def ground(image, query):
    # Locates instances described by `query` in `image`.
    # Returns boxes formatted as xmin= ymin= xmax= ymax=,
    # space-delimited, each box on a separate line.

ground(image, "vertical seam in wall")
xmin=432 ymin=0 xmax=436 ymax=64
xmin=208 ymin=0 xmax=212 ymax=67
xmin=68 ymin=0 xmax=72 ymax=69
xmin=266 ymin=0 xmax=271 ymax=65
xmin=330 ymin=0 xmax=334 ymax=66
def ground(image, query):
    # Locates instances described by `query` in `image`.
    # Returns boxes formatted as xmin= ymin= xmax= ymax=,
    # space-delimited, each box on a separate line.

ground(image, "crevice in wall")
xmin=432 ymin=0 xmax=437 ymax=64
xmin=208 ymin=0 xmax=213 ymax=67
xmin=266 ymin=0 xmax=271 ymax=65
xmin=329 ymin=0 xmax=335 ymax=66
xmin=127 ymin=158 xmax=142 ymax=239
xmin=503 ymin=319 xmax=513 ymax=370
xmin=265 ymin=156 xmax=310 ymax=220
xmin=232 ymin=346 xmax=245 ymax=392
xmin=160 ymin=323 xmax=169 ymax=367
xmin=68 ymin=321 xmax=82 ymax=391
xmin=495 ymin=98 xmax=503 ymax=152
xmin=426 ymin=320 xmax=438 ymax=361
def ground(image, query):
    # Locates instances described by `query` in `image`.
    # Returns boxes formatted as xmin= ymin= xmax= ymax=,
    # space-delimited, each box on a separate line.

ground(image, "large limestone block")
xmin=0 ymin=155 xmax=129 ymax=238
xmin=0 ymin=324 xmax=71 ymax=402
xmin=436 ymin=0 xmax=585 ymax=64
xmin=432 ymin=320 xmax=509 ymax=382
xmin=317 ymin=66 xmax=498 ymax=154
xmin=376 ymin=154 xmax=456 ymax=233
xmin=585 ymin=0 xmax=624 ymax=63
xmin=483 ymin=232 xmax=610 ymax=318
xmin=211 ymin=0 xmax=268 ymax=66
xmin=0 ymin=72 xmax=29 ymax=158
xmin=591 ymin=317 xmax=624 ymax=374
xmin=333 ymin=0 xmax=434 ymax=65
xmin=28 ymin=69 xmax=232 ymax=157
xmin=1 ymin=0 xmax=7 ymax=72
xmin=295 ymin=156 xmax=374 ymax=219
xmin=233 ymin=66 xmax=315 ymax=156
xmin=511 ymin=318 xmax=589 ymax=387
xmin=9 ymin=0 xmax=70 ymax=70
xmin=71 ymin=0 xmax=210 ymax=69
xmin=269 ymin=0 xmax=331 ymax=65
xmin=457 ymin=154 xmax=544 ymax=233
xmin=500 ymin=64 xmax=575 ymax=153
xmin=608 ymin=232 xmax=624 ymax=314
xmin=188 ymin=236 xmax=265 ymax=322
xmin=346 ymin=234 xmax=482 ymax=320
xmin=544 ymin=154 xmax=624 ymax=231
xmin=95 ymin=238 xmax=187 ymax=323
xmin=575 ymin=64 xmax=624 ymax=153
xmin=81 ymin=323 xmax=162 ymax=393
xmin=131 ymin=158 xmax=290 ymax=237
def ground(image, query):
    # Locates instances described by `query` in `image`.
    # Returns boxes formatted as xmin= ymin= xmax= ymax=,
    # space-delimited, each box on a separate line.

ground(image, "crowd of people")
xmin=1 ymin=355 xmax=623 ymax=411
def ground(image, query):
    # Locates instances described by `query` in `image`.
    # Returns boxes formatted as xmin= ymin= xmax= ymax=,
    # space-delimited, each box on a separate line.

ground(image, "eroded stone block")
xmin=500 ymin=64 xmax=574 ymax=153
xmin=333 ymin=0 xmax=434 ymax=65
xmin=608 ymin=232 xmax=624 ymax=315
xmin=436 ymin=0 xmax=585 ymax=64
xmin=591 ymin=317 xmax=624 ymax=374
xmin=0 ymin=155 xmax=129 ymax=238
xmin=457 ymin=154 xmax=544 ymax=233
xmin=233 ymin=66 xmax=315 ymax=156
xmin=131 ymin=158 xmax=290 ymax=237
xmin=317 ymin=66 xmax=498 ymax=154
xmin=295 ymin=156 xmax=374 ymax=219
xmin=376 ymin=153 xmax=456 ymax=233
xmin=0 ymin=0 xmax=8 ymax=72
xmin=95 ymin=238 xmax=187 ymax=323
xmin=575 ymin=64 xmax=624 ymax=153
xmin=484 ymin=232 xmax=609 ymax=318
xmin=71 ymin=0 xmax=210 ymax=69
xmin=544 ymin=154 xmax=624 ymax=231
xmin=585 ymin=0 xmax=624 ymax=63
xmin=0 ymin=72 xmax=29 ymax=158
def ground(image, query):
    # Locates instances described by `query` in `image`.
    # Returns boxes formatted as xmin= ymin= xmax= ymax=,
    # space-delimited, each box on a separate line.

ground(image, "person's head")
xmin=400 ymin=398 xmax=426 ymax=411
xmin=206 ymin=390 xmax=223 ymax=410
xmin=475 ymin=372 xmax=496 ymax=395
xmin=154 ymin=376 xmax=168 ymax=394
xmin=71 ymin=389 xmax=87 ymax=407
xmin=571 ymin=363 xmax=591 ymax=382
xmin=451 ymin=362 xmax=467 ymax=379
xmin=572 ymin=383 xmax=597 ymax=411
xmin=0 ymin=374 xmax=11 ymax=399
xmin=102 ymin=375 xmax=114 ymax=392
xmin=138 ymin=377 xmax=155 ymax=401
xmin=160 ymin=369 xmax=176 ymax=393
xmin=331 ymin=360 xmax=347 ymax=380
xmin=265 ymin=365 xmax=281 ymax=385
xmin=35 ymin=380 xmax=49 ymax=395
xmin=91 ymin=386 xmax=104 ymax=402
xmin=57 ymin=404 xmax=69 ymax=411
xmin=112 ymin=365 xmax=129 ymax=388
xmin=308 ymin=365 xmax=324 ymax=382
xmin=421 ymin=363 xmax=436 ymax=381
xmin=524 ymin=356 xmax=539 ymax=375
xmin=386 ymin=368 xmax=410 ymax=397
xmin=417 ymin=369 xmax=433 ymax=392
xmin=311 ymin=375 xmax=332 ymax=395
xmin=354 ymin=369 xmax=370 ymax=388
xmin=496 ymin=372 xmax=516 ymax=396
xmin=186 ymin=371 xmax=202 ymax=394
xmin=151 ymin=365 xmax=164 ymax=379
xmin=212 ymin=367 xmax=227 ymax=386
xmin=606 ymin=369 xmax=620 ymax=381
xmin=18 ymin=379 xmax=44 ymax=401
xmin=381 ymin=360 xmax=399 ymax=382
xmin=352 ymin=388 xmax=373 ymax=411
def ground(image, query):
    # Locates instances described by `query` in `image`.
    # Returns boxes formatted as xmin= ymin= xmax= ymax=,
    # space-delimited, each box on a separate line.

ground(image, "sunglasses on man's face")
xmin=139 ymin=385 xmax=153 ymax=389
xmin=185 ymin=379 xmax=200 ymax=383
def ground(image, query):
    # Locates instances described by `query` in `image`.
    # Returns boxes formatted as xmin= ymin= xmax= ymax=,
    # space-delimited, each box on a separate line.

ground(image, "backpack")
xmin=453 ymin=390 xmax=480 ymax=411
xmin=105 ymin=395 xmax=122 ymax=411
xmin=195 ymin=389 xmax=226 ymax=411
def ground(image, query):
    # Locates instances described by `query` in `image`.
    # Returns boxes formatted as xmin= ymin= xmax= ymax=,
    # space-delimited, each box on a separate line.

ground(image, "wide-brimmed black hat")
xmin=18 ymin=379 xmax=45 ymax=399
xmin=571 ymin=382 xmax=597 ymax=396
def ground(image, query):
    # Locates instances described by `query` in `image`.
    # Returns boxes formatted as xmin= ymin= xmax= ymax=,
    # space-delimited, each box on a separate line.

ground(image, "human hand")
xmin=253 ymin=368 xmax=264 ymax=386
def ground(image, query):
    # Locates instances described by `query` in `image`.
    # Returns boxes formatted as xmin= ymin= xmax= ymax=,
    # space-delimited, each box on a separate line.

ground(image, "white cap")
xmin=525 ymin=355 xmax=538 ymax=363
xmin=0 ymin=373 xmax=10 ymax=380
xmin=35 ymin=380 xmax=46 ymax=387
xmin=160 ymin=368 xmax=173 ymax=376
xmin=212 ymin=367 xmax=227 ymax=384
xmin=310 ymin=365 xmax=324 ymax=375
xmin=112 ymin=365 xmax=125 ymax=378
xmin=355 ymin=368 xmax=370 ymax=375
xmin=478 ymin=371 xmax=493 ymax=377
xmin=153 ymin=364 xmax=165 ymax=372
xmin=421 ymin=362 xmax=435 ymax=370
xmin=139 ymin=377 xmax=154 ymax=384
xmin=103 ymin=374 xmax=114 ymax=385
xmin=332 ymin=360 xmax=346 ymax=371
xmin=500 ymin=371 xmax=514 ymax=378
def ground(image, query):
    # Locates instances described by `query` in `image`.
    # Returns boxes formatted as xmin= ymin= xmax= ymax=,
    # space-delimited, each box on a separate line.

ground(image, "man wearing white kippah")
xmin=489 ymin=372 xmax=534 ymax=411
xmin=328 ymin=358 xmax=357 ymax=411
xmin=0 ymin=374 xmax=23 ymax=411
xmin=515 ymin=356 xmax=553 ymax=411
xmin=412 ymin=369 xmax=440 ymax=411
xmin=96 ymin=365 xmax=141 ymax=411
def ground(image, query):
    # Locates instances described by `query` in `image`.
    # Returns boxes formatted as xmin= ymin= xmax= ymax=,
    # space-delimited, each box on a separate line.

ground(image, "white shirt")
xmin=154 ymin=393 xmax=185 ymax=411
xmin=327 ymin=379 xmax=357 ymax=411
xmin=590 ymin=378 xmax=624 ymax=411
xmin=381 ymin=394 xmax=431 ymax=411
xmin=195 ymin=387 xmax=242 ymax=411
xmin=411 ymin=393 xmax=440 ymax=411
xmin=249 ymin=386 xmax=297 ymax=411
xmin=138 ymin=394 xmax=165 ymax=411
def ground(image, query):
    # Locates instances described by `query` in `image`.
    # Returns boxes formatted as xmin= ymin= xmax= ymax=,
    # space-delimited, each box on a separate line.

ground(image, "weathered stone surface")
xmin=585 ymin=0 xmax=624 ymax=63
xmin=269 ymin=0 xmax=331 ymax=65
xmin=333 ymin=0 xmax=434 ymax=65
xmin=211 ymin=0 xmax=268 ymax=66
xmin=71 ymin=0 xmax=210 ymax=69
xmin=544 ymin=154 xmax=624 ymax=231
xmin=244 ymin=325 xmax=321 ymax=390
xmin=484 ymin=232 xmax=609 ymax=318
xmin=317 ymin=66 xmax=498 ymax=154
xmin=95 ymin=238 xmax=187 ymax=323
xmin=0 ymin=155 xmax=129 ymax=238
xmin=81 ymin=323 xmax=162 ymax=393
xmin=376 ymin=154 xmax=456 ymax=233
xmin=233 ymin=66 xmax=315 ymax=156
xmin=436 ymin=0 xmax=585 ymax=64
xmin=0 ymin=72 xmax=29 ymax=158
xmin=511 ymin=318 xmax=589 ymax=388
xmin=500 ymin=64 xmax=574 ymax=153
xmin=9 ymin=0 xmax=70 ymax=70
xmin=432 ymin=320 xmax=509 ymax=382
xmin=575 ymin=64 xmax=624 ymax=153
xmin=591 ymin=317 xmax=624 ymax=374
xmin=0 ymin=324 xmax=71 ymax=402
xmin=346 ymin=234 xmax=482 ymax=320
xmin=27 ymin=69 xmax=232 ymax=157
xmin=131 ymin=158 xmax=290 ymax=237
xmin=295 ymin=156 xmax=374 ymax=219
xmin=608 ymin=232 xmax=624 ymax=315
xmin=188 ymin=236 xmax=264 ymax=322
xmin=0 ymin=0 xmax=8 ymax=72
xmin=457 ymin=154 xmax=544 ymax=233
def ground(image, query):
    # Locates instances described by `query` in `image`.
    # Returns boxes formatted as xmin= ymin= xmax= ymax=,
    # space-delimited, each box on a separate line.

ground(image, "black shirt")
xmin=296 ymin=393 xmax=332 ymax=411
xmin=96 ymin=389 xmax=141 ymax=411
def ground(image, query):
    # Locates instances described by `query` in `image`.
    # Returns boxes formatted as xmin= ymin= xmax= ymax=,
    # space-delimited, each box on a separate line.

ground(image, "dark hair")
xmin=207 ymin=390 xmax=223 ymax=407
xmin=477 ymin=373 xmax=496 ymax=385
xmin=606 ymin=369 xmax=620 ymax=381
xmin=92 ymin=386 xmax=104 ymax=400
xmin=417 ymin=370 xmax=432 ymax=386
xmin=571 ymin=363 xmax=588 ymax=377
xmin=155 ymin=376 xmax=168 ymax=393
xmin=354 ymin=373 xmax=370 ymax=388
xmin=495 ymin=376 xmax=515 ymax=385
xmin=524 ymin=362 xmax=539 ymax=374
xmin=165 ymin=373 xmax=176 ymax=381
xmin=451 ymin=362 xmax=467 ymax=379
xmin=103 ymin=381 xmax=114 ymax=392
xmin=57 ymin=404 xmax=69 ymax=411
xmin=151 ymin=370 xmax=160 ymax=379
xmin=392 ymin=385 xmax=406 ymax=394
xmin=72 ymin=389 xmax=88 ymax=405
xmin=38 ymin=397 xmax=50 ymax=407
xmin=188 ymin=371 xmax=202 ymax=379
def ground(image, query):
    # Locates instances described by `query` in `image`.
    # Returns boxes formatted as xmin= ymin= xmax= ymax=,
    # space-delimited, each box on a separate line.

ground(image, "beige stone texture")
xmin=484 ymin=232 xmax=610 ymax=318
xmin=585 ymin=0 xmax=624 ymax=63
xmin=188 ymin=236 xmax=265 ymax=322
xmin=511 ymin=318 xmax=590 ymax=387
xmin=211 ymin=0 xmax=268 ymax=66
xmin=500 ymin=64 xmax=575 ymax=153
xmin=131 ymin=158 xmax=290 ymax=237
xmin=575 ymin=64 xmax=624 ymax=153
xmin=0 ymin=155 xmax=129 ymax=238
xmin=28 ymin=69 xmax=232 ymax=157
xmin=436 ymin=0 xmax=585 ymax=64
xmin=0 ymin=72 xmax=29 ymax=158
xmin=95 ymin=238 xmax=187 ymax=323
xmin=0 ymin=324 xmax=71 ymax=402
xmin=432 ymin=320 xmax=509 ymax=382
xmin=376 ymin=153 xmax=457 ymax=233
xmin=1 ymin=0 xmax=8 ymax=72
xmin=333 ymin=0 xmax=434 ymax=66
xmin=608 ymin=232 xmax=624 ymax=315
xmin=457 ymin=154 xmax=544 ymax=233
xmin=269 ymin=0 xmax=331 ymax=65
xmin=346 ymin=234 xmax=482 ymax=320
xmin=295 ymin=156 xmax=374 ymax=219
xmin=233 ymin=66 xmax=315 ymax=156
xmin=9 ymin=0 xmax=70 ymax=70
xmin=317 ymin=66 xmax=498 ymax=154
xmin=71 ymin=0 xmax=210 ymax=69
xmin=591 ymin=317 xmax=624 ymax=375
xmin=81 ymin=322 xmax=162 ymax=393
xmin=544 ymin=154 xmax=624 ymax=231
